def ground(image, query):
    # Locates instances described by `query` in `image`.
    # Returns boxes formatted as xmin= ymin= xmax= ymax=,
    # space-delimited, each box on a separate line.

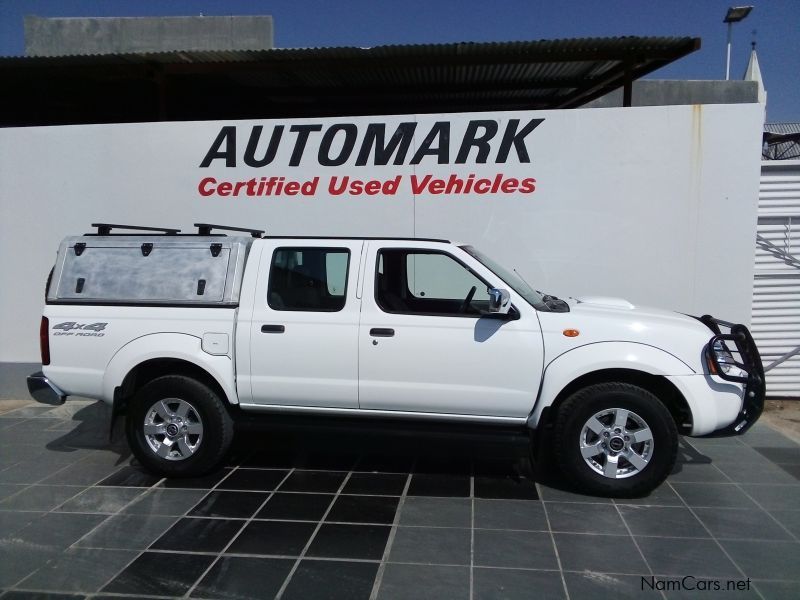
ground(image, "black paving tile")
xmin=122 ymin=488 xmax=208 ymax=516
xmin=474 ymin=529 xmax=558 ymax=570
xmin=547 ymin=502 xmax=627 ymax=535
xmin=399 ymin=497 xmax=471 ymax=528
xmin=342 ymin=472 xmax=407 ymax=495
xmin=414 ymin=457 xmax=471 ymax=475
xmin=306 ymin=523 xmax=390 ymax=560
xmin=56 ymin=486 xmax=144 ymax=513
xmin=0 ymin=510 xmax=42 ymax=536
xmin=753 ymin=580 xmax=800 ymax=599
xmin=563 ymin=572 xmax=648 ymax=599
xmin=738 ymin=484 xmax=800 ymax=511
xmin=16 ymin=547 xmax=136 ymax=593
xmin=326 ymin=494 xmax=399 ymax=524
xmin=101 ymin=551 xmax=214 ymax=596
xmin=554 ymin=533 xmax=647 ymax=574
xmin=226 ymin=520 xmax=316 ymax=556
xmin=407 ymin=473 xmax=470 ymax=497
xmin=693 ymin=507 xmax=793 ymax=540
xmin=474 ymin=567 xmax=565 ymax=600
xmin=474 ymin=475 xmax=538 ymax=499
xmin=97 ymin=465 xmax=162 ymax=487
xmin=355 ymin=455 xmax=415 ymax=473
xmin=188 ymin=490 xmax=268 ymax=519
xmin=377 ymin=563 xmax=469 ymax=600
xmin=474 ymin=498 xmax=547 ymax=531
xmin=637 ymin=537 xmax=741 ymax=577
xmin=279 ymin=470 xmax=346 ymax=493
xmin=192 ymin=556 xmax=294 ymax=599
xmin=0 ymin=485 xmax=82 ymax=511
xmin=241 ymin=451 xmax=295 ymax=469
xmin=150 ymin=517 xmax=241 ymax=553
xmin=293 ymin=453 xmax=358 ymax=471
xmin=671 ymin=482 xmax=759 ymax=509
xmin=159 ymin=468 xmax=231 ymax=489
xmin=389 ymin=526 xmax=471 ymax=565
xmin=39 ymin=462 xmax=123 ymax=486
xmin=75 ymin=514 xmax=177 ymax=550
xmin=618 ymin=505 xmax=708 ymax=538
xmin=721 ymin=540 xmax=800 ymax=581
xmin=256 ymin=492 xmax=334 ymax=521
xmin=1 ymin=592 xmax=85 ymax=600
xmin=282 ymin=559 xmax=378 ymax=600
xmin=216 ymin=468 xmax=290 ymax=491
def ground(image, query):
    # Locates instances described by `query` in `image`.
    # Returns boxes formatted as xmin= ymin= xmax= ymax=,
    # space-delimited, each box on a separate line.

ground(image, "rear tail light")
xmin=40 ymin=316 xmax=50 ymax=366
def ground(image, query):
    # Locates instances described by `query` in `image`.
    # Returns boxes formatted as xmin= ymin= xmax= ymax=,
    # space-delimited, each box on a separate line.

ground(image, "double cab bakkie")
xmin=28 ymin=223 xmax=765 ymax=496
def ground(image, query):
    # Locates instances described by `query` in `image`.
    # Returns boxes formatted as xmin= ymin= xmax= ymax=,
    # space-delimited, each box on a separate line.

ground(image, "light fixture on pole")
xmin=724 ymin=6 xmax=753 ymax=80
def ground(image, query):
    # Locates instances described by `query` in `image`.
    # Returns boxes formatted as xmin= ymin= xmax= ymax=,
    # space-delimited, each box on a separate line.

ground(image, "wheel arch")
xmin=535 ymin=368 xmax=692 ymax=435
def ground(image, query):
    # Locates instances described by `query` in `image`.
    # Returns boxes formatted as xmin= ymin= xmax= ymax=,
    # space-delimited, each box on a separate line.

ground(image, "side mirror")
xmin=487 ymin=288 xmax=511 ymax=314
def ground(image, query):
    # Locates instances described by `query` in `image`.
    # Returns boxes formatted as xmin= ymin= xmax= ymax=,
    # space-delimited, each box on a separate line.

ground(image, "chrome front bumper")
xmin=27 ymin=371 xmax=66 ymax=405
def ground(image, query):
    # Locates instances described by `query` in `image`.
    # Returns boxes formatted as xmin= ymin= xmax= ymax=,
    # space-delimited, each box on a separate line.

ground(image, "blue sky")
xmin=1 ymin=0 xmax=798 ymax=121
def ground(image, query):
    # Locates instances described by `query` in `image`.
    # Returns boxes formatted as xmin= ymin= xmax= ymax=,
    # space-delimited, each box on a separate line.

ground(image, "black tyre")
xmin=126 ymin=375 xmax=234 ymax=477
xmin=553 ymin=382 xmax=678 ymax=497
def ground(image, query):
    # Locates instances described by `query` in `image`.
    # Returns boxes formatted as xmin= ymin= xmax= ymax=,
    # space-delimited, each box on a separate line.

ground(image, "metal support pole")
xmin=726 ymin=21 xmax=733 ymax=80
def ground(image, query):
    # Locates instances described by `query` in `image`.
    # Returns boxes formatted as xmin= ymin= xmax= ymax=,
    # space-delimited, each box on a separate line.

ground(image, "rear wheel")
xmin=126 ymin=375 xmax=234 ymax=477
xmin=553 ymin=382 xmax=678 ymax=497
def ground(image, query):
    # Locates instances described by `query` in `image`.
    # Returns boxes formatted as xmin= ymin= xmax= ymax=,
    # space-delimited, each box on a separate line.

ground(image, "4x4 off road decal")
xmin=52 ymin=322 xmax=107 ymax=337
xmin=197 ymin=118 xmax=542 ymax=199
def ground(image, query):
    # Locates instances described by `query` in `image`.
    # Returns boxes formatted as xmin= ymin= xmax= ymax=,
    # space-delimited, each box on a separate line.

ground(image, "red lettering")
xmin=428 ymin=179 xmax=445 ymax=194
xmin=519 ymin=178 xmax=536 ymax=193
xmin=198 ymin=177 xmax=217 ymax=196
xmin=217 ymin=181 xmax=232 ymax=196
xmin=284 ymin=181 xmax=300 ymax=195
xmin=410 ymin=175 xmax=432 ymax=194
xmin=501 ymin=178 xmax=519 ymax=193
xmin=474 ymin=178 xmax=491 ymax=193
xmin=364 ymin=180 xmax=381 ymax=195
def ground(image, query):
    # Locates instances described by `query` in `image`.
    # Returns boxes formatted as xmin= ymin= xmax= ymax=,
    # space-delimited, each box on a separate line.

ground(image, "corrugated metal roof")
xmin=764 ymin=123 xmax=800 ymax=160
xmin=0 ymin=36 xmax=701 ymax=127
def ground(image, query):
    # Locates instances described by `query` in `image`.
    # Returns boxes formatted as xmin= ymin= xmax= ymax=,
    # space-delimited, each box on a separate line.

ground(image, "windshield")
xmin=460 ymin=245 xmax=545 ymax=308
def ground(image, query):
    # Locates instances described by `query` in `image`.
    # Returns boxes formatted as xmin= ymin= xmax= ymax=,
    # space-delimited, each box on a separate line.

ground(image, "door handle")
xmin=261 ymin=324 xmax=285 ymax=333
xmin=370 ymin=328 xmax=395 ymax=337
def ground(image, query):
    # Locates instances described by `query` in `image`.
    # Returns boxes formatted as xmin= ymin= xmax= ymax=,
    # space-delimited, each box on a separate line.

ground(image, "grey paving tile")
xmin=753 ymin=446 xmax=800 ymax=465
xmin=398 ymin=497 xmax=471 ymax=528
xmin=554 ymin=533 xmax=646 ymax=574
xmin=616 ymin=483 xmax=684 ymax=506
xmin=671 ymin=482 xmax=759 ymax=508
xmin=0 ymin=485 xmax=82 ymax=511
xmin=537 ymin=485 xmax=612 ymax=504
xmin=768 ymin=509 xmax=800 ymax=538
xmin=564 ymin=572 xmax=650 ymax=599
xmin=669 ymin=462 xmax=731 ymax=483
xmin=754 ymin=580 xmax=800 ymax=599
xmin=693 ymin=507 xmax=794 ymax=540
xmin=0 ymin=459 xmax=75 ymax=485
xmin=0 ymin=540 xmax=59 ymax=587
xmin=740 ymin=424 xmax=798 ymax=448
xmin=474 ymin=567 xmax=565 ymax=600
xmin=721 ymin=540 xmax=800 ymax=581
xmin=16 ymin=547 xmax=136 ymax=593
xmin=547 ymin=502 xmax=627 ymax=535
xmin=75 ymin=514 xmax=177 ymax=550
xmin=40 ymin=461 xmax=124 ymax=486
xmin=686 ymin=443 xmax=773 ymax=464
xmin=389 ymin=526 xmax=470 ymax=565
xmin=474 ymin=530 xmax=558 ymax=570
xmin=0 ymin=484 xmax=26 ymax=502
xmin=122 ymin=488 xmax=208 ymax=516
xmin=715 ymin=461 xmax=799 ymax=484
xmin=474 ymin=498 xmax=548 ymax=531
xmin=739 ymin=484 xmax=800 ymax=511
xmin=617 ymin=505 xmax=708 ymax=538
xmin=377 ymin=563 xmax=469 ymax=600
xmin=1 ymin=406 xmax=58 ymax=419
xmin=5 ymin=418 xmax=65 ymax=432
xmin=636 ymin=537 xmax=741 ymax=578
xmin=56 ymin=486 xmax=145 ymax=513
xmin=663 ymin=580 xmax=761 ymax=599
xmin=13 ymin=512 xmax=106 ymax=548
xmin=0 ymin=510 xmax=43 ymax=536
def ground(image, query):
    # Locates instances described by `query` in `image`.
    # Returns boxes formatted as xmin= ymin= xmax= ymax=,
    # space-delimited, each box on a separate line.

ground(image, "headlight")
xmin=707 ymin=340 xmax=745 ymax=377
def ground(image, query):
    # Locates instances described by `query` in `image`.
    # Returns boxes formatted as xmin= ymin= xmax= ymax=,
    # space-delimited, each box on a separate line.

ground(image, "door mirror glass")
xmin=488 ymin=288 xmax=511 ymax=314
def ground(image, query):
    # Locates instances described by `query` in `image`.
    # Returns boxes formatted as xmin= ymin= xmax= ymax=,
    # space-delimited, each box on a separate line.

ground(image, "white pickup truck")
xmin=28 ymin=223 xmax=765 ymax=496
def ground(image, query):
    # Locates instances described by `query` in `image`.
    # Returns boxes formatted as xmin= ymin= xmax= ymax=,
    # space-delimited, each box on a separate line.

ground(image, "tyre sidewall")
xmin=556 ymin=384 xmax=677 ymax=497
xmin=126 ymin=375 xmax=231 ymax=477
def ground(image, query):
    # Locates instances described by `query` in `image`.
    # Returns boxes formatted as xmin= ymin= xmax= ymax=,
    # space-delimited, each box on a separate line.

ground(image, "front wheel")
xmin=553 ymin=382 xmax=678 ymax=497
xmin=126 ymin=375 xmax=234 ymax=478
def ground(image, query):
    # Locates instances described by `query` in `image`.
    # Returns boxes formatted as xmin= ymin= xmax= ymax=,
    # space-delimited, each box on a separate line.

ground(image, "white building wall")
xmin=0 ymin=103 xmax=763 ymax=362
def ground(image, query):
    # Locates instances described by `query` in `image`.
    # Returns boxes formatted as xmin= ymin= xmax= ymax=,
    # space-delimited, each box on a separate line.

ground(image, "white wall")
xmin=0 ymin=104 xmax=764 ymax=361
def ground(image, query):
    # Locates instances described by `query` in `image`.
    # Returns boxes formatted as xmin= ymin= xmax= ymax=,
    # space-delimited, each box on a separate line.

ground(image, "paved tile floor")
xmin=0 ymin=400 xmax=799 ymax=599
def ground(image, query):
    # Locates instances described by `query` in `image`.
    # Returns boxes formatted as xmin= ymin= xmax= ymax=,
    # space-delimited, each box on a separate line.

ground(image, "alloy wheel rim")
xmin=579 ymin=407 xmax=654 ymax=479
xmin=143 ymin=398 xmax=203 ymax=461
